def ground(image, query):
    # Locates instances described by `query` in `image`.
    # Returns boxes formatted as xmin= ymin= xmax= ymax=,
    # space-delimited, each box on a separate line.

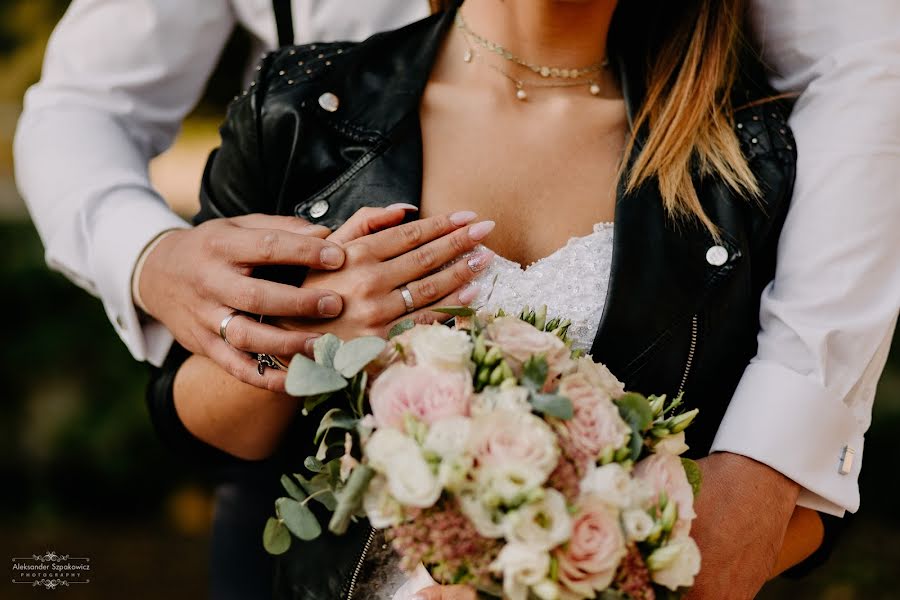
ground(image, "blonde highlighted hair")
xmin=432 ymin=0 xmax=759 ymax=233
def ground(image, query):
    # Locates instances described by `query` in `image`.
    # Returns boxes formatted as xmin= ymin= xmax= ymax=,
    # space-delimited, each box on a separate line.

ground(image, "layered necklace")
xmin=455 ymin=13 xmax=609 ymax=101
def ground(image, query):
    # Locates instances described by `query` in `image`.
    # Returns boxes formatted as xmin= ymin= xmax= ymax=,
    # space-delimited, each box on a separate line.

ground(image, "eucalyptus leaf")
xmin=285 ymin=354 xmax=348 ymax=397
xmin=303 ymin=394 xmax=332 ymax=415
xmin=313 ymin=333 xmax=343 ymax=368
xmin=276 ymin=497 xmax=322 ymax=541
xmin=263 ymin=517 xmax=291 ymax=555
xmin=388 ymin=319 xmax=415 ymax=339
xmin=681 ymin=457 xmax=703 ymax=498
xmin=303 ymin=457 xmax=324 ymax=473
xmin=295 ymin=472 xmax=328 ymax=495
xmin=328 ymin=464 xmax=375 ymax=535
xmin=314 ymin=408 xmax=358 ymax=444
xmin=280 ymin=474 xmax=307 ymax=502
xmin=529 ymin=393 xmax=574 ymax=420
xmin=312 ymin=490 xmax=338 ymax=511
xmin=522 ymin=355 xmax=549 ymax=392
xmin=615 ymin=392 xmax=654 ymax=431
xmin=332 ymin=336 xmax=387 ymax=378
xmin=433 ymin=306 xmax=476 ymax=317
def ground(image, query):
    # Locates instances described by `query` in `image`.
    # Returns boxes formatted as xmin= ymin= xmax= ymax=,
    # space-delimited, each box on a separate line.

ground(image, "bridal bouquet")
xmin=263 ymin=307 xmax=702 ymax=599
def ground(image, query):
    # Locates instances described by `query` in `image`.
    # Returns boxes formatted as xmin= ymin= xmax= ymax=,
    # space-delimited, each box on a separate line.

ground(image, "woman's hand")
xmin=276 ymin=205 xmax=495 ymax=342
xmin=411 ymin=585 xmax=477 ymax=600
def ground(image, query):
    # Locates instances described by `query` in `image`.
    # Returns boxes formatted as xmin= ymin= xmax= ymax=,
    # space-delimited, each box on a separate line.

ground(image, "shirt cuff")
xmin=89 ymin=188 xmax=190 ymax=367
xmin=710 ymin=360 xmax=863 ymax=517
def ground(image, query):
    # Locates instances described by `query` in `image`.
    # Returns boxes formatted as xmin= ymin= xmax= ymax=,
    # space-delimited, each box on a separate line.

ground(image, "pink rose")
xmin=485 ymin=317 xmax=574 ymax=382
xmin=555 ymin=496 xmax=627 ymax=597
xmin=469 ymin=410 xmax=560 ymax=485
xmin=633 ymin=453 xmax=697 ymax=537
xmin=558 ymin=373 xmax=631 ymax=460
xmin=369 ymin=364 xmax=472 ymax=430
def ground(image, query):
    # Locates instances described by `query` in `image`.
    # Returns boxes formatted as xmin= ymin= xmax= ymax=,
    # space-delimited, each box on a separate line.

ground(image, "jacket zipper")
xmin=345 ymin=527 xmax=376 ymax=599
xmin=677 ymin=315 xmax=699 ymax=394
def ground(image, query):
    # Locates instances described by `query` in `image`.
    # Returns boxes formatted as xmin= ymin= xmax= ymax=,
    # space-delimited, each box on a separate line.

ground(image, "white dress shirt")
xmin=14 ymin=0 xmax=900 ymax=516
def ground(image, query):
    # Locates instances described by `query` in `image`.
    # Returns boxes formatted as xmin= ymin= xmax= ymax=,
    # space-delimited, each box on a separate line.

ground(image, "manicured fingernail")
xmin=468 ymin=220 xmax=496 ymax=241
xmin=467 ymin=250 xmax=494 ymax=272
xmin=318 ymin=295 xmax=341 ymax=317
xmin=304 ymin=336 xmax=320 ymax=356
xmin=458 ymin=282 xmax=481 ymax=305
xmin=320 ymin=246 xmax=344 ymax=268
xmin=385 ymin=203 xmax=418 ymax=211
xmin=449 ymin=211 xmax=478 ymax=226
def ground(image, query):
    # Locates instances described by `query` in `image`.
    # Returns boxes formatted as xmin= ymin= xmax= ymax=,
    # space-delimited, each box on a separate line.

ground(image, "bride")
xmin=147 ymin=0 xmax=824 ymax=597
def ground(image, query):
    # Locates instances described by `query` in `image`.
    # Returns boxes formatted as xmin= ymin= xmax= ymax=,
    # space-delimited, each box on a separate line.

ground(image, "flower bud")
xmin=484 ymin=346 xmax=503 ymax=366
xmin=669 ymin=408 xmax=699 ymax=433
xmin=661 ymin=495 xmax=678 ymax=531
xmin=534 ymin=305 xmax=548 ymax=331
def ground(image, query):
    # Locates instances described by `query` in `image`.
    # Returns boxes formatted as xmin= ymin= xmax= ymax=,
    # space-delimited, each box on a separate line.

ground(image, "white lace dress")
xmin=467 ymin=222 xmax=615 ymax=351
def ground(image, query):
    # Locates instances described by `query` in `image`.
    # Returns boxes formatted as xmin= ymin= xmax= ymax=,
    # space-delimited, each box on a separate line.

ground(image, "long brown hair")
xmin=432 ymin=0 xmax=757 ymax=233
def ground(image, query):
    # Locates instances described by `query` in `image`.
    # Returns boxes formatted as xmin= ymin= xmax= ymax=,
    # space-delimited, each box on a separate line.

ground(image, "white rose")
xmin=504 ymin=489 xmax=573 ymax=551
xmin=575 ymin=356 xmax=626 ymax=399
xmin=491 ymin=543 xmax=551 ymax=600
xmin=653 ymin=431 xmax=690 ymax=456
xmin=459 ymin=492 xmax=505 ymax=539
xmin=471 ymin=385 xmax=532 ymax=417
xmin=362 ymin=474 xmax=403 ymax=528
xmin=365 ymin=429 xmax=441 ymax=508
xmin=423 ymin=416 xmax=472 ymax=458
xmin=579 ymin=463 xmax=634 ymax=509
xmin=409 ymin=324 xmax=474 ymax=371
xmin=648 ymin=535 xmax=702 ymax=590
xmin=622 ymin=508 xmax=655 ymax=542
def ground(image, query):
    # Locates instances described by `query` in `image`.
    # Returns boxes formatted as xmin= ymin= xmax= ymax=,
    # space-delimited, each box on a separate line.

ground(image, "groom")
xmin=15 ymin=0 xmax=900 ymax=598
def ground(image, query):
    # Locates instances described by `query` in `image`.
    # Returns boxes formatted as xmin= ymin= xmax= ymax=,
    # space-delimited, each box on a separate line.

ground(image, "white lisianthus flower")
xmin=574 ymin=356 xmax=626 ymax=399
xmin=648 ymin=535 xmax=702 ymax=590
xmin=579 ymin=463 xmax=634 ymax=509
xmin=471 ymin=385 xmax=532 ymax=416
xmin=490 ymin=543 xmax=551 ymax=600
xmin=504 ymin=489 xmax=573 ymax=551
xmin=365 ymin=429 xmax=441 ymax=508
xmin=531 ymin=579 xmax=560 ymax=600
xmin=479 ymin=463 xmax=545 ymax=505
xmin=653 ymin=431 xmax=690 ymax=456
xmin=362 ymin=474 xmax=403 ymax=528
xmin=622 ymin=508 xmax=655 ymax=542
xmin=408 ymin=324 xmax=474 ymax=371
xmin=437 ymin=454 xmax=474 ymax=492
xmin=423 ymin=416 xmax=472 ymax=458
xmin=459 ymin=492 xmax=505 ymax=538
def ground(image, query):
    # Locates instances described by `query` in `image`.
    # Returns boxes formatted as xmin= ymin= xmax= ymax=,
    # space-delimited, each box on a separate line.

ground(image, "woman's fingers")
xmin=387 ymin=280 xmax=484 ymax=333
xmin=383 ymin=221 xmax=495 ymax=288
xmin=392 ymin=249 xmax=493 ymax=316
xmin=328 ymin=204 xmax=418 ymax=245
xmin=364 ymin=211 xmax=479 ymax=261
xmin=411 ymin=585 xmax=477 ymax=600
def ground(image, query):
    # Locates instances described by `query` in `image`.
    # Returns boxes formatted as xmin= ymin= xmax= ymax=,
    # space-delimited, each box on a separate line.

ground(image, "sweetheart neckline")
xmin=481 ymin=221 xmax=614 ymax=272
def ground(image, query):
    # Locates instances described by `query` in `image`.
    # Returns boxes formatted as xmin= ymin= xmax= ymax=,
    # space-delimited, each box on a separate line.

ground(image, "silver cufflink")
xmin=318 ymin=92 xmax=339 ymax=112
xmin=705 ymin=245 xmax=729 ymax=267
xmin=839 ymin=445 xmax=855 ymax=475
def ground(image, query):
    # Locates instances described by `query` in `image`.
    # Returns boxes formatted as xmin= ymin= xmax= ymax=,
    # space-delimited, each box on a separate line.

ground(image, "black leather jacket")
xmin=148 ymin=5 xmax=796 ymax=599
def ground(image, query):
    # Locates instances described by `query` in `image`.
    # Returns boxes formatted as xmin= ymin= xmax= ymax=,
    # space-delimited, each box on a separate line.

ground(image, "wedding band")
xmin=219 ymin=311 xmax=240 ymax=345
xmin=399 ymin=286 xmax=415 ymax=313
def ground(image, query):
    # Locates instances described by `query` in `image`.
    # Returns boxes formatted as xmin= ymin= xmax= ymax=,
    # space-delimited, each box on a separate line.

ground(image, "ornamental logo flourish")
xmin=11 ymin=551 xmax=91 ymax=589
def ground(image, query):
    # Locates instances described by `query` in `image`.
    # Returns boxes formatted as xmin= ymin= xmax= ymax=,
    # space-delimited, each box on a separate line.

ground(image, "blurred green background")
xmin=0 ymin=1 xmax=898 ymax=598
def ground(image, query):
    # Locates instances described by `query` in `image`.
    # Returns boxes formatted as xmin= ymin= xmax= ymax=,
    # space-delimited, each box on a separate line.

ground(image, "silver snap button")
xmin=309 ymin=200 xmax=330 ymax=219
xmin=705 ymin=245 xmax=729 ymax=266
xmin=318 ymin=92 xmax=339 ymax=112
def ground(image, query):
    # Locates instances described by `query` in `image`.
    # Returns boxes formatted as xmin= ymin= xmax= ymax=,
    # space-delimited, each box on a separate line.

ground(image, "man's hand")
xmin=411 ymin=585 xmax=477 ymax=600
xmin=686 ymin=452 xmax=799 ymax=599
xmin=139 ymin=214 xmax=346 ymax=390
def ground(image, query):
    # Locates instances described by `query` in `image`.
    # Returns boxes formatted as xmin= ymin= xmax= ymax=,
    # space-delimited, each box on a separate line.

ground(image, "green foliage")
xmin=388 ymin=319 xmax=415 ymax=339
xmin=313 ymin=409 xmax=357 ymax=444
xmin=332 ymin=336 xmax=386 ymax=378
xmin=280 ymin=475 xmax=307 ymax=502
xmin=328 ymin=464 xmax=375 ymax=535
xmin=313 ymin=333 xmax=342 ymax=368
xmin=262 ymin=517 xmax=292 ymax=555
xmin=433 ymin=306 xmax=476 ymax=317
xmin=681 ymin=458 xmax=703 ymax=498
xmin=276 ymin=497 xmax=322 ymax=541
xmin=522 ymin=355 xmax=549 ymax=392
xmin=285 ymin=354 xmax=348 ymax=396
xmin=529 ymin=393 xmax=574 ymax=420
xmin=615 ymin=392 xmax=654 ymax=461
